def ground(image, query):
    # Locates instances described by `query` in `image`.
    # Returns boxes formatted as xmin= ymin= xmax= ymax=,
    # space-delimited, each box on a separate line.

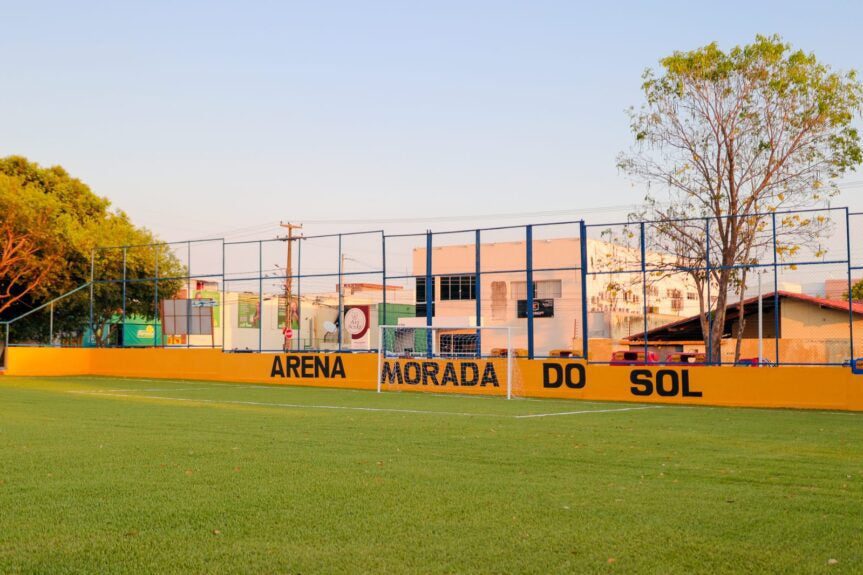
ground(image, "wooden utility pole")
xmin=280 ymin=222 xmax=303 ymax=351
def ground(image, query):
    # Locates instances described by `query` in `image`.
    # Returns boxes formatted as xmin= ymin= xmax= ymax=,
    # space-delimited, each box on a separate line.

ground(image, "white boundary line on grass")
xmin=72 ymin=376 xmax=622 ymax=407
xmin=50 ymin=377 xmax=863 ymax=418
xmin=72 ymin=391 xmax=506 ymax=418
xmin=515 ymin=405 xmax=665 ymax=418
xmin=70 ymin=388 xmax=213 ymax=393
xmin=68 ymin=390 xmax=669 ymax=419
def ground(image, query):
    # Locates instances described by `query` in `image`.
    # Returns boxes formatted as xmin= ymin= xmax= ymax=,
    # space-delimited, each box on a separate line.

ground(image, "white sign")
xmin=344 ymin=307 xmax=367 ymax=336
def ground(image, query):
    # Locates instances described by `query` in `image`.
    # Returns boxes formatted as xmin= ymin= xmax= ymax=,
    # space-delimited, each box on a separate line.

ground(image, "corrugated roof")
xmin=626 ymin=291 xmax=863 ymax=341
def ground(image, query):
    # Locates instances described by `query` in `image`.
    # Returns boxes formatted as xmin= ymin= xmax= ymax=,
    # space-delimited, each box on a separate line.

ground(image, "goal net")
xmin=377 ymin=325 xmax=523 ymax=399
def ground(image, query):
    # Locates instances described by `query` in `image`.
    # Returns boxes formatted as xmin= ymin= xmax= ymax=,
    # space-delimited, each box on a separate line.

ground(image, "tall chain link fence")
xmin=3 ymin=207 xmax=861 ymax=367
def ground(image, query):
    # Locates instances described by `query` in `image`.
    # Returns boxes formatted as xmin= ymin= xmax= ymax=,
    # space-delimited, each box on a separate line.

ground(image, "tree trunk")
xmin=706 ymin=263 xmax=733 ymax=364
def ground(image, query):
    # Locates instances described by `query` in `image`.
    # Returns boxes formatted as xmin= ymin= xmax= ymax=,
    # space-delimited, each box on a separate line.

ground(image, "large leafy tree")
xmin=0 ymin=173 xmax=63 ymax=316
xmin=0 ymin=156 xmax=184 ymax=344
xmin=618 ymin=35 xmax=863 ymax=362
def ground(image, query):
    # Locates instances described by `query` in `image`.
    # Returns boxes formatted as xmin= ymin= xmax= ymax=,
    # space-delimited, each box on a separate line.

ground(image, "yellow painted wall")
xmin=379 ymin=357 xmax=509 ymax=396
xmin=6 ymin=347 xmax=93 ymax=376
xmin=6 ymin=348 xmax=377 ymax=390
xmin=6 ymin=348 xmax=863 ymax=412
xmin=516 ymin=359 xmax=863 ymax=411
xmin=781 ymin=299 xmax=862 ymax=339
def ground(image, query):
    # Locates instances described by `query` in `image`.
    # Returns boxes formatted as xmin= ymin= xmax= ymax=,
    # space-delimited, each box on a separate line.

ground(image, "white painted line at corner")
xmin=515 ymin=405 xmax=665 ymax=419
xmin=72 ymin=391 xmax=506 ymax=418
xmin=70 ymin=388 xmax=212 ymax=393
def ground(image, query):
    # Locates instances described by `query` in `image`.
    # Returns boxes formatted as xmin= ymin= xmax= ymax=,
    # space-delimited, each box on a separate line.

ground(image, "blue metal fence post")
xmin=846 ymin=208 xmax=855 ymax=364
xmin=771 ymin=212 xmax=780 ymax=364
xmin=338 ymin=234 xmax=343 ymax=352
xmin=475 ymin=229 xmax=482 ymax=358
xmin=122 ymin=247 xmax=127 ymax=348
xmin=154 ymin=245 xmax=160 ymax=348
xmin=579 ymin=221 xmax=589 ymax=360
xmin=221 ymin=240 xmax=226 ymax=351
xmin=381 ymin=232 xmax=386 ymax=349
xmin=89 ymin=250 xmax=95 ymax=345
xmin=187 ymin=241 xmax=192 ymax=349
xmin=526 ymin=225 xmax=534 ymax=359
xmin=258 ymin=240 xmax=263 ymax=353
xmin=426 ymin=231 xmax=433 ymax=357
xmin=705 ymin=218 xmax=712 ymax=365
xmin=297 ymin=237 xmax=302 ymax=351
xmin=640 ymin=222 xmax=649 ymax=361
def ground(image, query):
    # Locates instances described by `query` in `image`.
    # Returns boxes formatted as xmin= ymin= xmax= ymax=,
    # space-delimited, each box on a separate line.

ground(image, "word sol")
xmin=629 ymin=369 xmax=702 ymax=398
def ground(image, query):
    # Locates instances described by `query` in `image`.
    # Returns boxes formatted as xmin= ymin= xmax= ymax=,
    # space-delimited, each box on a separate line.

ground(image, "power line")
xmin=181 ymin=182 xmax=863 ymax=241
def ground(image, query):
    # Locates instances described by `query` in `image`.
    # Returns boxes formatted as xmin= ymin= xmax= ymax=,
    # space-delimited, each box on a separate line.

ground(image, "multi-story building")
xmin=396 ymin=237 xmax=703 ymax=356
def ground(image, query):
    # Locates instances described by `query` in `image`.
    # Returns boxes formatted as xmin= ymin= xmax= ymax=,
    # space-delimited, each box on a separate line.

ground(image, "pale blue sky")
xmin=1 ymin=1 xmax=861 ymax=241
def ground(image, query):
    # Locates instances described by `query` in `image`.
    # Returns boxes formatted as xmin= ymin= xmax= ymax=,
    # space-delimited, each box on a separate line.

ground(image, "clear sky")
xmin=2 ymin=0 xmax=862 ymax=241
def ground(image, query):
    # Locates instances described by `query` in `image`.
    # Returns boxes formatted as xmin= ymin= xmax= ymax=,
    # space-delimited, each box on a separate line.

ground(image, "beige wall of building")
xmin=408 ymin=237 xmax=704 ymax=355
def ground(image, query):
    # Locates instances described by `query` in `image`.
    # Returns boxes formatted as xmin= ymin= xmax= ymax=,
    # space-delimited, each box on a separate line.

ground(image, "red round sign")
xmin=283 ymin=328 xmax=293 ymax=339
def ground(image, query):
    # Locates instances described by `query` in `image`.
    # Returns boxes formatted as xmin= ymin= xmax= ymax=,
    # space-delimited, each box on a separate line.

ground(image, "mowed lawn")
xmin=1 ymin=376 xmax=862 ymax=574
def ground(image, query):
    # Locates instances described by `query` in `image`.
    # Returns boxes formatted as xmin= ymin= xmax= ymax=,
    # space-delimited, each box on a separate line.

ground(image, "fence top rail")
xmin=5 ymin=282 xmax=92 ymax=325
xmin=384 ymin=219 xmax=586 ymax=240
xmin=224 ymin=230 xmax=385 ymax=246
xmin=96 ymin=237 xmax=225 ymax=250
xmin=90 ymin=207 xmax=851 ymax=252
xmin=584 ymin=205 xmax=848 ymax=230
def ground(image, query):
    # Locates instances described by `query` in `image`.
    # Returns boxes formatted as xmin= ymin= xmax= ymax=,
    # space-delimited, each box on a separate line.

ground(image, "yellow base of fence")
xmin=6 ymin=347 xmax=863 ymax=412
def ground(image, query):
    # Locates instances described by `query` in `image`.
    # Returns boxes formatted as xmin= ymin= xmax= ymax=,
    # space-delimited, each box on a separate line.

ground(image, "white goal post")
xmin=377 ymin=325 xmax=519 ymax=399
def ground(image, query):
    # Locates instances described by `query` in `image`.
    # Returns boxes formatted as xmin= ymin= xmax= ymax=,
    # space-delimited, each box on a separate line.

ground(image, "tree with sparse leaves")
xmin=847 ymin=279 xmax=863 ymax=302
xmin=618 ymin=35 xmax=863 ymax=362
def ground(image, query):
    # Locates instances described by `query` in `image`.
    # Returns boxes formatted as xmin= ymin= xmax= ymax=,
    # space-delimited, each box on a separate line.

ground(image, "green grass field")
xmin=1 ymin=375 xmax=862 ymax=574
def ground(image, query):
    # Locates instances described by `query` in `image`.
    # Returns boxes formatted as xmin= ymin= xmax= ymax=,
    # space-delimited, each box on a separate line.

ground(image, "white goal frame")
xmin=377 ymin=325 xmax=516 ymax=399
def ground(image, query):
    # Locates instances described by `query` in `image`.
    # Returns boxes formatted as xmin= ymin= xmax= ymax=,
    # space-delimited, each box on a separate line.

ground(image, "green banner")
xmin=196 ymin=290 xmax=221 ymax=328
xmin=277 ymin=296 xmax=300 ymax=330
xmin=238 ymin=293 xmax=260 ymax=329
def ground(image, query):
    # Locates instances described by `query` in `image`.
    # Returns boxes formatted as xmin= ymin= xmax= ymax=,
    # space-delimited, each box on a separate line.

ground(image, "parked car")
xmin=735 ymin=357 xmax=775 ymax=367
xmin=665 ymin=352 xmax=707 ymax=366
xmin=610 ymin=350 xmax=659 ymax=366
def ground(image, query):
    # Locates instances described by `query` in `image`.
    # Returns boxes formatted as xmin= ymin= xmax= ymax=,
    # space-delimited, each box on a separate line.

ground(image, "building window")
xmin=440 ymin=275 xmax=476 ymax=301
xmin=415 ymin=277 xmax=436 ymax=317
xmin=687 ymin=292 xmax=698 ymax=301
xmin=511 ymin=280 xmax=562 ymax=300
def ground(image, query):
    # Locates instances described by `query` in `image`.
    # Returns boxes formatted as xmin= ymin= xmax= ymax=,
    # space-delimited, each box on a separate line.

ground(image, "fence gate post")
xmin=846 ymin=208 xmax=855 ymax=364
xmin=640 ymin=222 xmax=648 ymax=361
xmin=381 ymin=231 xmax=386 ymax=353
xmin=526 ymin=225 xmax=534 ymax=359
xmin=475 ymin=229 xmax=481 ymax=358
xmin=338 ymin=234 xmax=343 ymax=352
xmin=771 ymin=212 xmax=780 ymax=365
xmin=579 ymin=221 xmax=589 ymax=360
xmin=705 ymin=218 xmax=712 ymax=365
xmin=89 ymin=250 xmax=95 ymax=345
xmin=425 ymin=231 xmax=433 ymax=358
xmin=258 ymin=240 xmax=263 ymax=353
xmin=122 ymin=247 xmax=127 ymax=347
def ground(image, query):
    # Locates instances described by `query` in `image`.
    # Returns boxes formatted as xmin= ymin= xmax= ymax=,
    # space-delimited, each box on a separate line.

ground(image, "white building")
xmin=400 ymin=237 xmax=703 ymax=356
